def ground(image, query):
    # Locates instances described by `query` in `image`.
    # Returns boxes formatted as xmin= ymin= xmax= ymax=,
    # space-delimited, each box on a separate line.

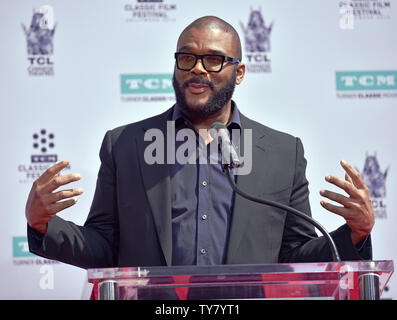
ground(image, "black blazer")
xmin=28 ymin=106 xmax=372 ymax=269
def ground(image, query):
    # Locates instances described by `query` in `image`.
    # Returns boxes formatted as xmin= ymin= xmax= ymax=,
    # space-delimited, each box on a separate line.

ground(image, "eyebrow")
xmin=177 ymin=45 xmax=227 ymax=56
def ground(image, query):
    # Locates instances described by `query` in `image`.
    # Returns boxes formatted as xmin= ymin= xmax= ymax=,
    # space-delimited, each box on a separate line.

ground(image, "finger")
xmin=38 ymin=160 xmax=70 ymax=184
xmin=325 ymin=174 xmax=361 ymax=198
xmin=41 ymin=188 xmax=84 ymax=205
xmin=47 ymin=197 xmax=78 ymax=215
xmin=345 ymin=172 xmax=353 ymax=184
xmin=320 ymin=189 xmax=351 ymax=206
xmin=40 ymin=173 xmax=81 ymax=194
xmin=340 ymin=160 xmax=366 ymax=189
xmin=320 ymin=200 xmax=351 ymax=218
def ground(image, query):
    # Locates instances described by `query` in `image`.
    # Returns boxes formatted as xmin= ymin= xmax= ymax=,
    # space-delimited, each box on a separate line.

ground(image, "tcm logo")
xmin=121 ymin=74 xmax=173 ymax=94
xmin=336 ymin=71 xmax=397 ymax=91
xmin=13 ymin=236 xmax=35 ymax=257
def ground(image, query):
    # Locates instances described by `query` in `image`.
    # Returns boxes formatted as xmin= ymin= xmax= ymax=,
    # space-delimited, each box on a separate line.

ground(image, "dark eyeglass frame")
xmin=174 ymin=52 xmax=241 ymax=73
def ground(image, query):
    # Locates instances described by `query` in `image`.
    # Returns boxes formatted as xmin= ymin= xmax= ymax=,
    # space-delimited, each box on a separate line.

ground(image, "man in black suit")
xmin=26 ymin=16 xmax=374 ymax=269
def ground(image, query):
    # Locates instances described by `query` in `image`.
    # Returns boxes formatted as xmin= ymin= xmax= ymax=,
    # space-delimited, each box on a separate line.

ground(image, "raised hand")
xmin=320 ymin=160 xmax=375 ymax=245
xmin=25 ymin=160 xmax=83 ymax=234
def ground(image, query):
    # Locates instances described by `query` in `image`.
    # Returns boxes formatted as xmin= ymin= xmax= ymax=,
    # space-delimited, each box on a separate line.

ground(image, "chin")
xmin=185 ymin=99 xmax=209 ymax=111
xmin=189 ymin=100 xmax=208 ymax=108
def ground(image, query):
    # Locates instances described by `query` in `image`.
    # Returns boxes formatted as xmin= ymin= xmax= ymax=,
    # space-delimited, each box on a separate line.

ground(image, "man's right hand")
xmin=25 ymin=160 xmax=84 ymax=234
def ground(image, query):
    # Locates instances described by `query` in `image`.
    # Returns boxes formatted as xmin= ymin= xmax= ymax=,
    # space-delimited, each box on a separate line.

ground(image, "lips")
xmin=187 ymin=83 xmax=210 ymax=94
xmin=183 ymin=77 xmax=214 ymax=95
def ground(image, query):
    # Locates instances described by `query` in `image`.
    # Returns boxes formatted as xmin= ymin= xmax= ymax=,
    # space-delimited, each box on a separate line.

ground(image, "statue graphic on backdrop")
xmin=22 ymin=10 xmax=56 ymax=55
xmin=240 ymin=8 xmax=273 ymax=52
xmin=360 ymin=152 xmax=389 ymax=198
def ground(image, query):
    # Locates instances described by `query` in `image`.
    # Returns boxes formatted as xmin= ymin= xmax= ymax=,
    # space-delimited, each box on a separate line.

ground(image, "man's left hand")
xmin=320 ymin=160 xmax=375 ymax=245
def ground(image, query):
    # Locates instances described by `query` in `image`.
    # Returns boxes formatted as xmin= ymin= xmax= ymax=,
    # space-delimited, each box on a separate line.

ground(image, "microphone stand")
xmin=224 ymin=166 xmax=341 ymax=262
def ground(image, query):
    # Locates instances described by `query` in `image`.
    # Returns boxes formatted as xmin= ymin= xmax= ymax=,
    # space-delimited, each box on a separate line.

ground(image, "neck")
xmin=187 ymin=101 xmax=232 ymax=144
xmin=190 ymin=101 xmax=232 ymax=131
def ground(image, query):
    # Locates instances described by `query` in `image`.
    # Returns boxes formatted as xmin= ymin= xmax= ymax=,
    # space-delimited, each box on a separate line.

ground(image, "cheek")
xmin=175 ymin=72 xmax=189 ymax=88
xmin=174 ymin=70 xmax=228 ymax=90
xmin=212 ymin=75 xmax=230 ymax=89
xmin=173 ymin=66 xmax=182 ymax=78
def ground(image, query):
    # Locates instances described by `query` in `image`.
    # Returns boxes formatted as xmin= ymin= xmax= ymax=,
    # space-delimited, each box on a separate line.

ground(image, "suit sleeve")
xmin=27 ymin=131 xmax=119 ymax=269
xmin=278 ymin=138 xmax=372 ymax=262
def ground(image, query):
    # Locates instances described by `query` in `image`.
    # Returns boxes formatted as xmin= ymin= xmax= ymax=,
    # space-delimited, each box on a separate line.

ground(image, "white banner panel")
xmin=0 ymin=0 xmax=395 ymax=299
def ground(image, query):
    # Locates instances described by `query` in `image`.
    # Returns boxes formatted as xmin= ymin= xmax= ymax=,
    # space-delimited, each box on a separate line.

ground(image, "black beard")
xmin=172 ymin=69 xmax=236 ymax=120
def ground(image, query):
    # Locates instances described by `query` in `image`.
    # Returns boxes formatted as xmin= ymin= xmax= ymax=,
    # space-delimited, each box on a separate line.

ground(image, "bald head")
xmin=178 ymin=16 xmax=242 ymax=60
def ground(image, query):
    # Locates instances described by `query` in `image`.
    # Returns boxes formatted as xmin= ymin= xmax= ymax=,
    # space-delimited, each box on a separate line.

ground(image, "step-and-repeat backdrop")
xmin=0 ymin=0 xmax=396 ymax=299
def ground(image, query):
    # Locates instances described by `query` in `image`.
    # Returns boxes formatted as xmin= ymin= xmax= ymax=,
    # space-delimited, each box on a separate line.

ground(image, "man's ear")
xmin=235 ymin=64 xmax=246 ymax=85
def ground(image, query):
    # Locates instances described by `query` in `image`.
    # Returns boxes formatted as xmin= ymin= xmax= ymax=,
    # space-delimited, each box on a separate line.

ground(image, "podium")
xmin=87 ymin=260 xmax=393 ymax=300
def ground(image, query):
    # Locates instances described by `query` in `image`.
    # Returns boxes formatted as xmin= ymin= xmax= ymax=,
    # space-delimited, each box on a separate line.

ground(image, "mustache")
xmin=182 ymin=77 xmax=215 ymax=90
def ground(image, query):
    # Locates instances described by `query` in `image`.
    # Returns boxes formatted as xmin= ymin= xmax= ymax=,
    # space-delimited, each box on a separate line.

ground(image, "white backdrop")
xmin=0 ymin=0 xmax=396 ymax=299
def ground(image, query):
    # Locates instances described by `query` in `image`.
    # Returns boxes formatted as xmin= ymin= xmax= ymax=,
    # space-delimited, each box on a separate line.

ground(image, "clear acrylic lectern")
xmin=87 ymin=260 xmax=393 ymax=300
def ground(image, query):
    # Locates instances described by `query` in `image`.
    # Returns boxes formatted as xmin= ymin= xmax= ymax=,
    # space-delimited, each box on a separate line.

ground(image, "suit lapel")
xmin=135 ymin=107 xmax=272 ymax=265
xmin=226 ymin=114 xmax=268 ymax=263
xmin=136 ymin=109 xmax=173 ymax=266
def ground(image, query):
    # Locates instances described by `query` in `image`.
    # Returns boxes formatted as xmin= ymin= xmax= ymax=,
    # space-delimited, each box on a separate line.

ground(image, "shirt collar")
xmin=172 ymin=100 xmax=242 ymax=130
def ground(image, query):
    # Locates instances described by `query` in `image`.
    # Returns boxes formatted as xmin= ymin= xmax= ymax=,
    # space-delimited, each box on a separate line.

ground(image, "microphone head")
xmin=209 ymin=122 xmax=226 ymax=139
xmin=210 ymin=122 xmax=226 ymax=130
xmin=209 ymin=121 xmax=242 ymax=169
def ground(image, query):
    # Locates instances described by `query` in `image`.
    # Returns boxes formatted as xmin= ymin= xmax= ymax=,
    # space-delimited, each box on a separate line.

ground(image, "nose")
xmin=191 ymin=57 xmax=207 ymax=75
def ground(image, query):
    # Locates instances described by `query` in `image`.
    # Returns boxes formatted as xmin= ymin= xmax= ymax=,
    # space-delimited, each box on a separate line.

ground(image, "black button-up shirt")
xmin=170 ymin=103 xmax=241 ymax=266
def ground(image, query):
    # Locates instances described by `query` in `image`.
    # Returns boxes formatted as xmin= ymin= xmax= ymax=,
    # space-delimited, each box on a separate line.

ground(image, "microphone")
xmin=209 ymin=122 xmax=242 ymax=169
xmin=210 ymin=122 xmax=341 ymax=262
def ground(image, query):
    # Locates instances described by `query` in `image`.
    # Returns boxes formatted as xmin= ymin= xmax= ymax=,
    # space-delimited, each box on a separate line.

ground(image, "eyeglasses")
xmin=174 ymin=52 xmax=240 ymax=73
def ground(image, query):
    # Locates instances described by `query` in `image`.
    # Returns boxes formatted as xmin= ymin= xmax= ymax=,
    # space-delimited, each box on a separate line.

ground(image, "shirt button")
xmin=201 ymin=214 xmax=207 ymax=220
xmin=200 ymin=248 xmax=206 ymax=255
xmin=202 ymin=180 xmax=207 ymax=187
